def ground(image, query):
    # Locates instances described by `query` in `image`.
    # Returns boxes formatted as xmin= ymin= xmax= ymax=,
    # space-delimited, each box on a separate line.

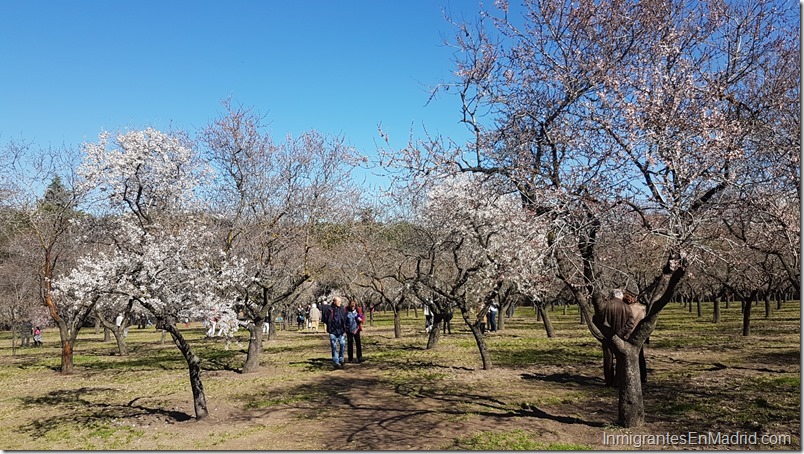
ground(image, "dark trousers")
xmin=603 ymin=345 xmax=647 ymax=387
xmin=347 ymin=331 xmax=362 ymax=361
xmin=603 ymin=345 xmax=616 ymax=387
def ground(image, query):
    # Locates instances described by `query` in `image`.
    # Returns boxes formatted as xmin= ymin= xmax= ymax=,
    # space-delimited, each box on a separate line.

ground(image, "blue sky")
xmin=0 ymin=1 xmax=488 ymax=189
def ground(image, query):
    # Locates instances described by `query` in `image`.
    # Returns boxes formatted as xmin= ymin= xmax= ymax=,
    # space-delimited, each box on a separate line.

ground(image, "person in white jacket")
xmin=309 ymin=303 xmax=322 ymax=332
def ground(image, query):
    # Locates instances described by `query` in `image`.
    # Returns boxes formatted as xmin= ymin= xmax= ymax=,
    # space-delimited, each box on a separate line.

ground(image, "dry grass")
xmin=0 ymin=301 xmax=799 ymax=450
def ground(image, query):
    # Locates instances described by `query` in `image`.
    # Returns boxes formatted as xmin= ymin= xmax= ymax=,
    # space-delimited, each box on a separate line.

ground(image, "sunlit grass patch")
xmin=449 ymin=428 xmax=592 ymax=450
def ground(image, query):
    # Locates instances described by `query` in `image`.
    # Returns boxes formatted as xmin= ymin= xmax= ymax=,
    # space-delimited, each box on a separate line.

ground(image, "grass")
xmin=0 ymin=300 xmax=799 ymax=450
xmin=449 ymin=429 xmax=593 ymax=450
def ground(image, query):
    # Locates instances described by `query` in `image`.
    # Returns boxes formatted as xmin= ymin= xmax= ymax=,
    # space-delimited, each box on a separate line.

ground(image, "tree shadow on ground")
xmin=17 ymin=387 xmax=193 ymax=439
xmin=228 ymin=368 xmax=606 ymax=450
xmin=521 ymin=372 xmax=605 ymax=388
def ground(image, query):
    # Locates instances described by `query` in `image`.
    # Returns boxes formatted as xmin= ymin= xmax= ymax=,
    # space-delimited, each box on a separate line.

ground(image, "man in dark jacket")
xmin=597 ymin=289 xmax=632 ymax=387
xmin=325 ymin=296 xmax=349 ymax=369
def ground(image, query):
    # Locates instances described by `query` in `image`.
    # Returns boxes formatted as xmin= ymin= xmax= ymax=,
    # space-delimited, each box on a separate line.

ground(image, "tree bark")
xmin=61 ymin=338 xmax=74 ymax=374
xmin=242 ymin=322 xmax=263 ymax=373
xmin=113 ymin=330 xmax=128 ymax=356
xmin=712 ymin=298 xmax=720 ymax=324
xmin=696 ymin=300 xmax=702 ymax=318
xmin=393 ymin=309 xmax=402 ymax=339
xmin=742 ymin=295 xmax=754 ymax=336
xmin=163 ymin=321 xmax=208 ymax=420
xmin=615 ymin=340 xmax=645 ymax=427
xmin=764 ymin=294 xmax=771 ymax=319
xmin=538 ymin=305 xmax=555 ymax=338
xmin=426 ymin=320 xmax=441 ymax=349
xmin=469 ymin=323 xmax=491 ymax=370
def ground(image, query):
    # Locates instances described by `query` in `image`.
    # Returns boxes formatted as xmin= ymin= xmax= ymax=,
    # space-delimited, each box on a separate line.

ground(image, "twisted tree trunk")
xmin=162 ymin=321 xmax=208 ymax=420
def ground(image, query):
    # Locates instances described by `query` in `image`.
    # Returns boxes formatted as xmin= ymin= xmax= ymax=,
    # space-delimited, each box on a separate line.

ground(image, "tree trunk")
xmin=113 ymin=328 xmax=128 ymax=356
xmin=616 ymin=341 xmax=645 ymax=427
xmin=94 ymin=317 xmax=101 ymax=335
xmin=426 ymin=320 xmax=441 ymax=349
xmin=776 ymin=294 xmax=783 ymax=310
xmin=61 ymin=337 xmax=74 ymax=375
xmin=163 ymin=322 xmax=208 ymax=420
xmin=393 ymin=309 xmax=402 ymax=339
xmin=742 ymin=295 xmax=753 ymax=336
xmin=764 ymin=294 xmax=771 ymax=319
xmin=538 ymin=305 xmax=555 ymax=338
xmin=468 ymin=324 xmax=492 ymax=370
xmin=104 ymin=327 xmax=110 ymax=342
xmin=712 ymin=297 xmax=720 ymax=324
xmin=563 ymin=303 xmax=567 ymax=316
xmin=579 ymin=306 xmax=586 ymax=325
xmin=696 ymin=300 xmax=702 ymax=318
xmin=242 ymin=323 xmax=263 ymax=373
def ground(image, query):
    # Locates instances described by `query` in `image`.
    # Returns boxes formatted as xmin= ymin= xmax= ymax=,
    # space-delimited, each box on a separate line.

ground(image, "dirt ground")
xmin=0 ymin=302 xmax=799 ymax=450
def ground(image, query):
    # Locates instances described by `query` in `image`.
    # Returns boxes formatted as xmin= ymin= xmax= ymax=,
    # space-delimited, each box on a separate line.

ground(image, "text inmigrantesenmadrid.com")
xmin=602 ymin=431 xmax=792 ymax=448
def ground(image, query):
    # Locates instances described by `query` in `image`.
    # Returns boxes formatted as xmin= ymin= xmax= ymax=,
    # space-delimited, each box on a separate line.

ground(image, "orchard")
xmin=0 ymin=0 xmax=798 ymax=450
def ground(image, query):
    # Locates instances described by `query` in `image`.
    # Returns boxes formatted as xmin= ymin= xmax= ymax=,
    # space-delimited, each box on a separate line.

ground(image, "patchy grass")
xmin=0 ymin=300 xmax=799 ymax=450
xmin=448 ymin=429 xmax=593 ymax=450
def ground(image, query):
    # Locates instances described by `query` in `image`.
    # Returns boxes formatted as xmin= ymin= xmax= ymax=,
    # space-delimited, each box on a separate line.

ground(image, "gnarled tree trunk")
xmin=162 ymin=321 xmax=208 ymax=420
xmin=614 ymin=339 xmax=645 ymax=427
xmin=242 ymin=321 xmax=263 ymax=373
xmin=538 ymin=305 xmax=555 ymax=338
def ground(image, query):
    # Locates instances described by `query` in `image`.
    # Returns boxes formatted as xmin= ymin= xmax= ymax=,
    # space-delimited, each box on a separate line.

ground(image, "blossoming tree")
xmin=63 ymin=127 xmax=244 ymax=419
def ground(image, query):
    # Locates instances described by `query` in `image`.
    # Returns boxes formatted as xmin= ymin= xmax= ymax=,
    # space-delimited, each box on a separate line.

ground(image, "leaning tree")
xmin=68 ymin=127 xmax=245 ymax=420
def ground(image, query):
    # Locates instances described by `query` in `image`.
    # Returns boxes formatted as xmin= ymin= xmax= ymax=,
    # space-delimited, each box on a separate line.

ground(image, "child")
xmin=33 ymin=326 xmax=42 ymax=347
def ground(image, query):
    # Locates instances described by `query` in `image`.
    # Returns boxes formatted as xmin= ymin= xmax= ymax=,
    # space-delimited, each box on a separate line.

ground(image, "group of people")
xmin=18 ymin=321 xmax=42 ymax=347
xmin=293 ymin=303 xmax=323 ymax=332
xmin=598 ymin=288 xmax=647 ymax=387
xmin=321 ymin=296 xmax=364 ymax=369
xmin=423 ymin=302 xmax=456 ymax=334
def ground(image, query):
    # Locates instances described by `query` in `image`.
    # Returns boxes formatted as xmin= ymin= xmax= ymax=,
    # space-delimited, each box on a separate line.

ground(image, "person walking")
xmin=33 ymin=326 xmax=42 ymax=347
xmin=324 ymin=297 xmax=348 ymax=369
xmin=309 ymin=303 xmax=321 ymax=332
xmin=346 ymin=297 xmax=364 ymax=363
xmin=20 ymin=321 xmax=33 ymax=347
xmin=488 ymin=303 xmax=499 ymax=332
xmin=423 ymin=302 xmax=433 ymax=332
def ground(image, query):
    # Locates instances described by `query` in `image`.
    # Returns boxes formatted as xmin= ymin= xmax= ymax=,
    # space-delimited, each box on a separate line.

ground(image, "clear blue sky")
xmin=0 ymin=0 xmax=487 ymax=188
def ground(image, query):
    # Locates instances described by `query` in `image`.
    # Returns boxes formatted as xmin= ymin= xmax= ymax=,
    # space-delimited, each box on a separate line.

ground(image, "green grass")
xmin=0 ymin=301 xmax=799 ymax=450
xmin=450 ymin=429 xmax=593 ymax=450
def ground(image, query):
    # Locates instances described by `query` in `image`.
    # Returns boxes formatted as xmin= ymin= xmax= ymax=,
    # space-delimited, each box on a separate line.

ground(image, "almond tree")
xmin=68 ymin=127 xmax=243 ymax=420
xmin=201 ymin=101 xmax=359 ymax=373
xmin=391 ymin=0 xmax=797 ymax=427
xmin=408 ymin=173 xmax=550 ymax=369
xmin=0 ymin=142 xmax=90 ymax=373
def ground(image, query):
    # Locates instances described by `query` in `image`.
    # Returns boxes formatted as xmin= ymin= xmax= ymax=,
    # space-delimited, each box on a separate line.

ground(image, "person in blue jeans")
xmin=324 ymin=296 xmax=348 ymax=369
xmin=488 ymin=303 xmax=499 ymax=332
